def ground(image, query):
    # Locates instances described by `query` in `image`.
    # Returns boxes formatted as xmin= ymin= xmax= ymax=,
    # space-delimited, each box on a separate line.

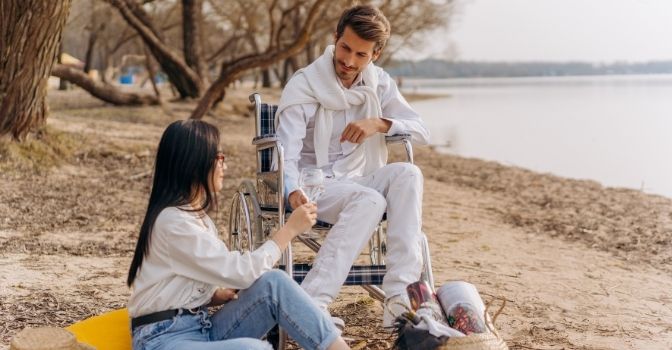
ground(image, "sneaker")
xmin=382 ymin=294 xmax=411 ymax=329
xmin=320 ymin=306 xmax=345 ymax=331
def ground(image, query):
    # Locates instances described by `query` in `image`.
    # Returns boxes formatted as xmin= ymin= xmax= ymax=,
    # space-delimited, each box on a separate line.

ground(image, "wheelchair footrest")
xmin=278 ymin=263 xmax=386 ymax=286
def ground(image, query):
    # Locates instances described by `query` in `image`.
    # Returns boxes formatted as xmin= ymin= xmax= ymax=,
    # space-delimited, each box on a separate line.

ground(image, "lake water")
xmin=402 ymin=75 xmax=672 ymax=199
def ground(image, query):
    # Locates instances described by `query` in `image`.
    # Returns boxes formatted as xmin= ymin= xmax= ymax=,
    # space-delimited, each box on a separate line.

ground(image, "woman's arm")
xmin=160 ymin=204 xmax=316 ymax=290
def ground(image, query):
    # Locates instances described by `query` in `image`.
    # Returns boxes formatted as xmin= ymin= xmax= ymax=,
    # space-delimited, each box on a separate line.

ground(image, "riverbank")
xmin=0 ymin=87 xmax=670 ymax=349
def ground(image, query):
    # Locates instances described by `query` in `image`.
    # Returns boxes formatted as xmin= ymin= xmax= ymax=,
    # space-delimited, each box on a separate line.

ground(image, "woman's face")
xmin=211 ymin=152 xmax=227 ymax=192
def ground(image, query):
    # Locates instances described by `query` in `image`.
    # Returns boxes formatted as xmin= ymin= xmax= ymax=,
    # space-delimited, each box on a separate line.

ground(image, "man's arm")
xmin=377 ymin=70 xmax=430 ymax=144
xmin=275 ymin=104 xmax=309 ymax=209
xmin=339 ymin=117 xmax=392 ymax=144
xmin=339 ymin=69 xmax=430 ymax=145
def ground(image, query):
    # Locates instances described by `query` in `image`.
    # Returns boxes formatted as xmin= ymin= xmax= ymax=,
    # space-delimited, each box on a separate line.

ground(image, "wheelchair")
xmin=227 ymin=92 xmax=435 ymax=347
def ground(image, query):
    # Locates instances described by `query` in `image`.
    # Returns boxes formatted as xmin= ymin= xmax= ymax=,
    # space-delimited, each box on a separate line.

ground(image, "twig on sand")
xmin=511 ymin=343 xmax=564 ymax=350
xmin=129 ymin=170 xmax=152 ymax=180
xmin=459 ymin=264 xmax=521 ymax=278
xmin=479 ymin=291 xmax=515 ymax=304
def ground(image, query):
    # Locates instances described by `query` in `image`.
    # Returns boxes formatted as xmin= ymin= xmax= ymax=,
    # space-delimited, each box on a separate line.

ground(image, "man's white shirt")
xmin=276 ymin=67 xmax=430 ymax=196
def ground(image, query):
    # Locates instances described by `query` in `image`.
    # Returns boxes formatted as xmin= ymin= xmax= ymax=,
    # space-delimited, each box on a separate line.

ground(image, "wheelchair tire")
xmin=419 ymin=233 xmax=435 ymax=290
xmin=227 ymin=179 xmax=264 ymax=252
xmin=369 ymin=224 xmax=386 ymax=265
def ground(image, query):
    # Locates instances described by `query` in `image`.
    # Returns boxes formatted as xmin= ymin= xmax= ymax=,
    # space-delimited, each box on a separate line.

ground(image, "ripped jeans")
xmin=132 ymin=270 xmax=340 ymax=350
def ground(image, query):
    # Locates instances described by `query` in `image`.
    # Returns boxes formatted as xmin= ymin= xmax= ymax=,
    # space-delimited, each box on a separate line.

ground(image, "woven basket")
xmin=439 ymin=299 xmax=509 ymax=350
xmin=10 ymin=327 xmax=95 ymax=350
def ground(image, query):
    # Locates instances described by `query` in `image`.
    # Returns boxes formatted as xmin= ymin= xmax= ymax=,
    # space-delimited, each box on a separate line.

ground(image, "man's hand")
xmin=340 ymin=118 xmax=392 ymax=144
xmin=288 ymin=190 xmax=309 ymax=210
xmin=208 ymin=288 xmax=238 ymax=306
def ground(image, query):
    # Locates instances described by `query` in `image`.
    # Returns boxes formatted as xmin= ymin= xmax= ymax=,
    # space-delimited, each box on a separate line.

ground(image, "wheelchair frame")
xmin=227 ymin=92 xmax=435 ymax=346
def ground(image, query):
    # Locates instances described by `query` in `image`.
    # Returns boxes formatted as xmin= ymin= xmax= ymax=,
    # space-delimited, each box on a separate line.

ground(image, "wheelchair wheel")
xmin=228 ymin=179 xmax=263 ymax=253
xmin=419 ymin=233 xmax=435 ymax=289
xmin=369 ymin=224 xmax=386 ymax=265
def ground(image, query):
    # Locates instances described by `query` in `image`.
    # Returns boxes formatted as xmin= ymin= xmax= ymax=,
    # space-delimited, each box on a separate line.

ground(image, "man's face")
xmin=333 ymin=26 xmax=381 ymax=84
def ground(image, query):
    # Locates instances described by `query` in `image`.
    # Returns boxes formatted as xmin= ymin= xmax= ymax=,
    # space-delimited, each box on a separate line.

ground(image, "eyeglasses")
xmin=215 ymin=152 xmax=226 ymax=167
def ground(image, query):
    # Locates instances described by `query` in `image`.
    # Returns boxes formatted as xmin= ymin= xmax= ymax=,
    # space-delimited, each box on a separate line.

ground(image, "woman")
xmin=127 ymin=120 xmax=349 ymax=350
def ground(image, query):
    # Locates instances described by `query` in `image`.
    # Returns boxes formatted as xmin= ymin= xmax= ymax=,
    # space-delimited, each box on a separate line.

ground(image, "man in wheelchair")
xmin=275 ymin=5 xmax=430 ymax=329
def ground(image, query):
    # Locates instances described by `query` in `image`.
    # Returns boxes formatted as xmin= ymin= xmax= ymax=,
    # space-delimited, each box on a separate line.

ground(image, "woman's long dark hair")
xmin=127 ymin=120 xmax=220 ymax=287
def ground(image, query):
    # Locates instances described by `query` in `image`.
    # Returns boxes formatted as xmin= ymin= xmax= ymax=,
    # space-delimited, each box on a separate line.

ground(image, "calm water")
xmin=402 ymin=75 xmax=672 ymax=198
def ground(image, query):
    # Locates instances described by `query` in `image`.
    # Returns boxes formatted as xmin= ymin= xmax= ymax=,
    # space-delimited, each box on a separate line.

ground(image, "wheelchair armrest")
xmin=252 ymin=135 xmax=279 ymax=147
xmin=385 ymin=133 xmax=411 ymax=144
xmin=249 ymin=92 xmax=261 ymax=104
xmin=385 ymin=134 xmax=414 ymax=164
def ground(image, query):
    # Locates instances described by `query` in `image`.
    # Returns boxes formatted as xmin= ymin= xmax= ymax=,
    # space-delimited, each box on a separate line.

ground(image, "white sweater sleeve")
xmin=157 ymin=208 xmax=282 ymax=290
xmin=377 ymin=69 xmax=430 ymax=145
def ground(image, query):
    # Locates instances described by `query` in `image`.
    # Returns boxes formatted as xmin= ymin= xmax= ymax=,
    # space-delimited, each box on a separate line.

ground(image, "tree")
xmin=0 ymin=1 xmax=73 ymax=140
xmin=54 ymin=0 xmax=455 ymax=118
xmin=189 ymin=0 xmax=329 ymax=119
xmin=90 ymin=0 xmax=331 ymax=116
xmin=103 ymin=0 xmax=204 ymax=98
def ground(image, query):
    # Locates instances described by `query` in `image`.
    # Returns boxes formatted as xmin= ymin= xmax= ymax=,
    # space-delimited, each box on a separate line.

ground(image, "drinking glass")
xmin=299 ymin=168 xmax=325 ymax=203
xmin=298 ymin=168 xmax=324 ymax=238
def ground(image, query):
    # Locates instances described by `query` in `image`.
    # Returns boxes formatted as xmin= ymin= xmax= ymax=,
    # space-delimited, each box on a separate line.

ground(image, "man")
xmin=275 ymin=5 xmax=429 ymax=329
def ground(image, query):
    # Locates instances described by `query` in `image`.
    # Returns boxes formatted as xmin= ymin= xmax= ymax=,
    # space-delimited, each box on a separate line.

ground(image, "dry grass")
xmin=0 ymin=127 xmax=82 ymax=172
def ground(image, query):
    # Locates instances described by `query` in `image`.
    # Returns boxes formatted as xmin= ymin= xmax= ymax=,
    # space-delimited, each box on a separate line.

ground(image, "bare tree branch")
xmin=190 ymin=0 xmax=329 ymax=119
xmin=103 ymin=0 xmax=203 ymax=98
xmin=52 ymin=64 xmax=159 ymax=105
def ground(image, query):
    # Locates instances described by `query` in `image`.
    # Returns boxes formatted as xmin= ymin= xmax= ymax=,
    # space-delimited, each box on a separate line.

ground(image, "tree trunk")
xmin=280 ymin=56 xmax=298 ymax=87
xmin=261 ymin=68 xmax=272 ymax=88
xmin=57 ymin=42 xmax=69 ymax=91
xmin=51 ymin=64 xmax=159 ymax=106
xmin=83 ymin=30 xmax=98 ymax=74
xmin=182 ymin=0 xmax=206 ymax=82
xmin=306 ymin=40 xmax=315 ymax=64
xmin=143 ymin=45 xmax=161 ymax=101
xmin=0 ymin=0 xmax=73 ymax=140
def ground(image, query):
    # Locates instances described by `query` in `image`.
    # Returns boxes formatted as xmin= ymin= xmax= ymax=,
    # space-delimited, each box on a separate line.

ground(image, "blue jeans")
xmin=132 ymin=270 xmax=340 ymax=350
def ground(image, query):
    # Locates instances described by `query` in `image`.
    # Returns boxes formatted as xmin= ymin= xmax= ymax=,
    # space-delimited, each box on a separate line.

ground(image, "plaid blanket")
xmin=279 ymin=263 xmax=386 ymax=286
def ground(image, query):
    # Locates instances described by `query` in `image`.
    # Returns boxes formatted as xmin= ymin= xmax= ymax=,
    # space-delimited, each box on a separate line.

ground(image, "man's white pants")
xmin=300 ymin=162 xmax=424 ymax=308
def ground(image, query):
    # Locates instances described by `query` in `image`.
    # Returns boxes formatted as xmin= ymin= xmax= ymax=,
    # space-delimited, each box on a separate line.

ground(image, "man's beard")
xmin=333 ymin=58 xmax=358 ymax=80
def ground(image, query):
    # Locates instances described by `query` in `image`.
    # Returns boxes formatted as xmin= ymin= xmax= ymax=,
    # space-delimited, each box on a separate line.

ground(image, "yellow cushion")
xmin=66 ymin=308 xmax=131 ymax=350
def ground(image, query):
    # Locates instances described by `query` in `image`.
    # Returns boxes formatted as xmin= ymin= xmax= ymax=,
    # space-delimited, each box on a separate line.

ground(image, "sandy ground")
xmin=1 ymin=87 xmax=671 ymax=349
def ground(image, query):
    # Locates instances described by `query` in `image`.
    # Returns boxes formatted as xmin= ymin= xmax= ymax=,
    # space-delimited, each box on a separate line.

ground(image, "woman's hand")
xmin=271 ymin=202 xmax=317 ymax=250
xmin=208 ymin=288 xmax=238 ymax=306
xmin=285 ymin=202 xmax=318 ymax=237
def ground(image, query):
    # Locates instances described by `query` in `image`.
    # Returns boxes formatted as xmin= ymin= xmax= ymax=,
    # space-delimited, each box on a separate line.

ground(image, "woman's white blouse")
xmin=127 ymin=206 xmax=282 ymax=317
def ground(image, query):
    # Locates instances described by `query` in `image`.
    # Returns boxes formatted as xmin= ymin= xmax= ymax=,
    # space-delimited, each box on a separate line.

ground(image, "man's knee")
xmin=389 ymin=163 xmax=423 ymax=186
xmin=352 ymin=188 xmax=386 ymax=216
xmin=397 ymin=163 xmax=423 ymax=178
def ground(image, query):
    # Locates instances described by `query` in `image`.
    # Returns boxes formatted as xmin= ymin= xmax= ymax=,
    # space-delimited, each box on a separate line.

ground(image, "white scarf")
xmin=275 ymin=45 xmax=387 ymax=178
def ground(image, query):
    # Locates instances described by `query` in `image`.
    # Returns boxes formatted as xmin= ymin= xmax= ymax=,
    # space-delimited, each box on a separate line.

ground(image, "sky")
xmin=410 ymin=0 xmax=672 ymax=62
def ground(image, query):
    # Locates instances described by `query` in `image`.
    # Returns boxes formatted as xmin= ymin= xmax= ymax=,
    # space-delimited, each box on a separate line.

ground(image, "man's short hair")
xmin=336 ymin=5 xmax=391 ymax=54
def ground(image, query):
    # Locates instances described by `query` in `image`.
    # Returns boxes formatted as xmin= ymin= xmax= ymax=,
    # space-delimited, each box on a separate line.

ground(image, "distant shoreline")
xmin=397 ymin=74 xmax=672 ymax=93
xmin=387 ymin=59 xmax=672 ymax=79
xmin=402 ymin=92 xmax=449 ymax=102
xmin=397 ymin=72 xmax=672 ymax=81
